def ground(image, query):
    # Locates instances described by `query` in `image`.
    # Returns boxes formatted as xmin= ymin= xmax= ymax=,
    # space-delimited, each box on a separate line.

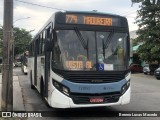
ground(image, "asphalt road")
xmin=14 ymin=67 xmax=160 ymax=120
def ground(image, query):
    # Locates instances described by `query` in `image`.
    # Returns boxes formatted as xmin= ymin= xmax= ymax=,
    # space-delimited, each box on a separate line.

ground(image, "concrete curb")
xmin=0 ymin=74 xmax=25 ymax=111
xmin=13 ymin=76 xmax=25 ymax=111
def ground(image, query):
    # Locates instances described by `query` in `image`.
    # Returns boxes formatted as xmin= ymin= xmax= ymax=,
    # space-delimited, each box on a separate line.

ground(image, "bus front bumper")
xmin=49 ymin=86 xmax=131 ymax=108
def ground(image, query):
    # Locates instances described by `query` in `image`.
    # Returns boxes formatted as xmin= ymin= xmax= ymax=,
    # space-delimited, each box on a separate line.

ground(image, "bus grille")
xmin=65 ymin=73 xmax=124 ymax=83
xmin=71 ymin=92 xmax=121 ymax=104
xmin=53 ymin=68 xmax=128 ymax=83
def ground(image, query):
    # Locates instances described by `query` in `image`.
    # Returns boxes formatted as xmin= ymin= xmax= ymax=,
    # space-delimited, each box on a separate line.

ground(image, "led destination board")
xmin=66 ymin=14 xmax=113 ymax=26
xmin=63 ymin=13 xmax=124 ymax=27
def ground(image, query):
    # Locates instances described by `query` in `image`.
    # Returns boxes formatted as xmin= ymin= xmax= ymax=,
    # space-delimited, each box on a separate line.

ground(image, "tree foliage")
xmin=132 ymin=0 xmax=160 ymax=3
xmin=133 ymin=0 xmax=160 ymax=63
xmin=132 ymin=0 xmax=144 ymax=3
xmin=132 ymin=38 xmax=139 ymax=46
xmin=0 ymin=25 xmax=32 ymax=57
xmin=13 ymin=27 xmax=32 ymax=56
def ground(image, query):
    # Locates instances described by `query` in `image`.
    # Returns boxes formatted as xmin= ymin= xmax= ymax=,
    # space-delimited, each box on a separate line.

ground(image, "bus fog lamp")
xmin=62 ymin=86 xmax=69 ymax=96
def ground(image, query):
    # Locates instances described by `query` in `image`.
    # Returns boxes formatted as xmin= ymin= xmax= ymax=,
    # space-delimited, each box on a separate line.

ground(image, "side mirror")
xmin=44 ymin=31 xmax=57 ymax=51
xmin=44 ymin=38 xmax=53 ymax=51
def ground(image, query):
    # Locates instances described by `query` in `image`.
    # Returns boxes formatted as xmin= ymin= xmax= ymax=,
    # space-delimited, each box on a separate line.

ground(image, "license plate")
xmin=90 ymin=98 xmax=104 ymax=103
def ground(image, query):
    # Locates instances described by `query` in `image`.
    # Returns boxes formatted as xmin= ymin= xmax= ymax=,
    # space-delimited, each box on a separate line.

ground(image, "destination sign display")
xmin=65 ymin=14 xmax=120 ymax=26
xmin=65 ymin=61 xmax=92 ymax=69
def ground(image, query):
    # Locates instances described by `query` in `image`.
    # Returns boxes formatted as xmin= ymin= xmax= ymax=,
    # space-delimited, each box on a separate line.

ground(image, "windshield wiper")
xmin=103 ymin=31 xmax=114 ymax=58
xmin=74 ymin=27 xmax=89 ymax=59
xmin=74 ymin=27 xmax=88 ymax=49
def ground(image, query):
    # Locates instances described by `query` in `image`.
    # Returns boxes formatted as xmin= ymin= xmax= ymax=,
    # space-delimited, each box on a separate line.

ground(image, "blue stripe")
xmin=61 ymin=79 xmax=127 ymax=94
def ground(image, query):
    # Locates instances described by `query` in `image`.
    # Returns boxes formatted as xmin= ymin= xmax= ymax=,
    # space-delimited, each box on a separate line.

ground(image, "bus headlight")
xmin=62 ymin=86 xmax=69 ymax=96
xmin=121 ymin=80 xmax=130 ymax=95
xmin=52 ymin=79 xmax=70 ymax=96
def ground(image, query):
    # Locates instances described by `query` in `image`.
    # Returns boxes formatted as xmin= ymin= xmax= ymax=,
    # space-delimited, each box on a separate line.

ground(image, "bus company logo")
xmin=2 ymin=112 xmax=11 ymax=117
xmin=103 ymin=87 xmax=114 ymax=90
xmin=91 ymin=79 xmax=103 ymax=83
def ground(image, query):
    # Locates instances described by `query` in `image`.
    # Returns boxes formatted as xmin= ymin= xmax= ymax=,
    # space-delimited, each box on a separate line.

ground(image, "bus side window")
xmin=0 ymin=57 xmax=2 ymax=64
xmin=47 ymin=26 xmax=51 ymax=38
xmin=46 ymin=26 xmax=53 ymax=51
xmin=29 ymin=43 xmax=32 ymax=56
xmin=42 ymin=31 xmax=45 ymax=55
xmin=32 ymin=42 xmax=35 ymax=56
xmin=39 ymin=34 xmax=42 ymax=55
xmin=36 ymin=37 xmax=40 ymax=56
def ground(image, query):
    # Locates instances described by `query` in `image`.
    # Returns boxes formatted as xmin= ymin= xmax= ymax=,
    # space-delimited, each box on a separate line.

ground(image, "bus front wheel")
xmin=30 ymin=71 xmax=35 ymax=89
xmin=40 ymin=79 xmax=45 ymax=98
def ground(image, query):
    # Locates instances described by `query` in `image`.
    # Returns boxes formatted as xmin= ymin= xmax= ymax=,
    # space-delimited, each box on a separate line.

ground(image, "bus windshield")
xmin=52 ymin=30 xmax=128 ymax=71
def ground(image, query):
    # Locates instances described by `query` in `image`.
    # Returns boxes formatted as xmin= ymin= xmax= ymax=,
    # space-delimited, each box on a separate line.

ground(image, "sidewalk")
xmin=0 ymin=73 xmax=25 ymax=111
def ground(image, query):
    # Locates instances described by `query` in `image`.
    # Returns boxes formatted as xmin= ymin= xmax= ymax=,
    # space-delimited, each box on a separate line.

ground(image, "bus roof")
xmin=65 ymin=10 xmax=124 ymax=18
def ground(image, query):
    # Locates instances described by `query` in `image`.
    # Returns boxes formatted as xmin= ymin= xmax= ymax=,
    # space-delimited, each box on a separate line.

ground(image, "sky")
xmin=0 ymin=0 xmax=141 ymax=36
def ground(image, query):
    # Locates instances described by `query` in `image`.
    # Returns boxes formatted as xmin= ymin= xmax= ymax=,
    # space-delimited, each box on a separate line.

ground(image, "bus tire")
xmin=30 ymin=71 xmax=35 ymax=89
xmin=40 ymin=78 xmax=51 ymax=108
xmin=40 ymin=79 xmax=45 ymax=98
xmin=156 ymin=77 xmax=160 ymax=80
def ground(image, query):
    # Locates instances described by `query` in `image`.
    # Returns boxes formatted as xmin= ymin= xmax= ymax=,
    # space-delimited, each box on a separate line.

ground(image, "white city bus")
xmin=28 ymin=11 xmax=131 ymax=108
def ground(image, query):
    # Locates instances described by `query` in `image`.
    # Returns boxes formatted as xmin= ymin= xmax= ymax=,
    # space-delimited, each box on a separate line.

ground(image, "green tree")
xmin=132 ymin=0 xmax=160 ymax=3
xmin=14 ymin=27 xmax=32 ymax=56
xmin=132 ymin=38 xmax=139 ymax=46
xmin=0 ymin=25 xmax=32 ymax=57
xmin=132 ymin=0 xmax=144 ymax=3
xmin=132 ymin=0 xmax=160 ymax=63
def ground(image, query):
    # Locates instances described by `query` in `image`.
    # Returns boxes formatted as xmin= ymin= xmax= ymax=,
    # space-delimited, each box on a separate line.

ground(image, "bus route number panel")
xmin=65 ymin=14 xmax=120 ymax=27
